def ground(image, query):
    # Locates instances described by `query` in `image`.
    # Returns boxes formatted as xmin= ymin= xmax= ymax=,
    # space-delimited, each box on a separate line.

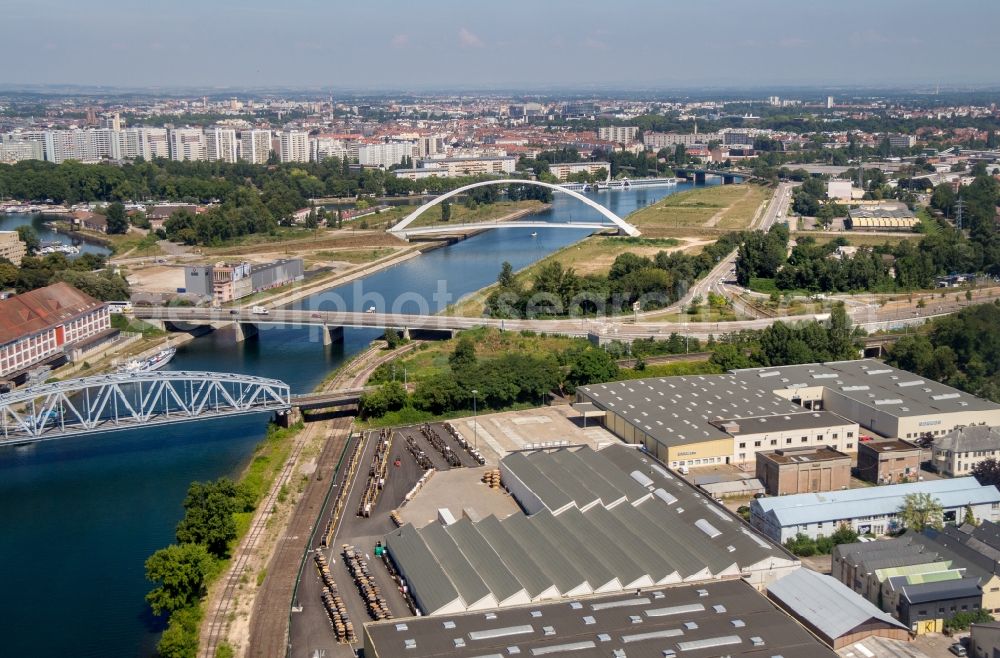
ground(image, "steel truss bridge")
xmin=0 ymin=371 xmax=291 ymax=444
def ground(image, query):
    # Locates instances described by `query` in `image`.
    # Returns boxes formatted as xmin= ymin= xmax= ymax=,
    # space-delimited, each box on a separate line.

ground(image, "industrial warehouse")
xmin=576 ymin=359 xmax=1000 ymax=469
xmin=381 ymin=444 xmax=798 ymax=618
xmin=750 ymin=477 xmax=1000 ymax=543
xmin=362 ymin=579 xmax=838 ymax=658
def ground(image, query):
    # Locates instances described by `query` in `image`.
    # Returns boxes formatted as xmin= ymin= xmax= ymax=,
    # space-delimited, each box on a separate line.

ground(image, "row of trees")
xmin=144 ymin=478 xmax=255 ymax=657
xmin=485 ymin=234 xmax=744 ymax=319
xmin=361 ymin=304 xmax=868 ymax=422
xmin=0 ymin=249 xmax=130 ymax=300
xmin=888 ymin=302 xmax=1000 ymax=403
xmin=737 ymin=194 xmax=997 ymax=294
xmin=359 ymin=333 xmax=621 ymax=421
xmin=709 ymin=304 xmax=863 ymax=369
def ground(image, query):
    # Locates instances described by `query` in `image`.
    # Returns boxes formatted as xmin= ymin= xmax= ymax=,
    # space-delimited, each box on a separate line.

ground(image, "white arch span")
xmin=388 ymin=179 xmax=640 ymax=239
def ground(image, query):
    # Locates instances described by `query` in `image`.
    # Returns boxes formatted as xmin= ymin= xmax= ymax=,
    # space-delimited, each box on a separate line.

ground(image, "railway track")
xmin=209 ymin=342 xmax=416 ymax=657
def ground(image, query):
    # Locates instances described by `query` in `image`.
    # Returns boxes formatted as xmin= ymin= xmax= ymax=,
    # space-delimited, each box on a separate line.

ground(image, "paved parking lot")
xmin=448 ymin=405 xmax=619 ymax=464
xmin=399 ymin=465 xmax=519 ymax=528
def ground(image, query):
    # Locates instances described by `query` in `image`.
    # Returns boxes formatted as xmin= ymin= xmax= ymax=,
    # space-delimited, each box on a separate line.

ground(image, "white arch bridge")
xmin=388 ymin=179 xmax=641 ymax=241
xmin=0 ymin=371 xmax=292 ymax=444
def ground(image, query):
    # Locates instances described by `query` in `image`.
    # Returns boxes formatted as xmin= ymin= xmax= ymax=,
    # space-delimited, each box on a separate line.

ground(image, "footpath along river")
xmin=0 ymin=181 xmax=711 ymax=655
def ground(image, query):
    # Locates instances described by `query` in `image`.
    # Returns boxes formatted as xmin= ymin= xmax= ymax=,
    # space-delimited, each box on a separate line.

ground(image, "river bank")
xmin=0 ymin=184 xmax=692 ymax=657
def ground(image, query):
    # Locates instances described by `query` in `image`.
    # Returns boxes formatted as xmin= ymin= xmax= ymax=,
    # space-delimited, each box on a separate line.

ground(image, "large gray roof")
xmin=446 ymin=518 xmax=526 ymax=605
xmin=363 ymin=579 xmax=839 ymax=658
xmin=530 ymin=508 xmax=621 ymax=591
xmin=737 ymin=359 xmax=1000 ymax=418
xmin=384 ymin=524 xmax=462 ymax=615
xmin=382 ymin=444 xmax=795 ymax=616
xmin=578 ymin=374 xmax=809 ymax=447
xmin=419 ymin=522 xmax=495 ymax=608
xmin=501 ymin=512 xmax=591 ymax=594
xmin=900 ymin=576 xmax=983 ymax=604
xmin=767 ymin=568 xmax=908 ymax=640
xmin=472 ymin=515 xmax=555 ymax=599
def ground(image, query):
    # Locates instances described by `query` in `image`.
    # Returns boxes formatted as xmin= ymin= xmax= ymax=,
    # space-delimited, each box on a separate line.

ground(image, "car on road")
xmin=229 ymin=310 xmax=239 ymax=315
xmin=311 ymin=313 xmax=321 ymax=319
xmin=950 ymin=643 xmax=967 ymax=656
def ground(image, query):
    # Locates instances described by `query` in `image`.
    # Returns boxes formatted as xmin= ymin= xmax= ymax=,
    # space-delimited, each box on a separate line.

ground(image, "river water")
xmin=0 ymin=213 xmax=113 ymax=258
xmin=0 ymin=181 xmax=710 ymax=656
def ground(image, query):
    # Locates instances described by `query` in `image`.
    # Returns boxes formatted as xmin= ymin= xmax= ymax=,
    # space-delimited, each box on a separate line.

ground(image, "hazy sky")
xmin=4 ymin=0 xmax=998 ymax=90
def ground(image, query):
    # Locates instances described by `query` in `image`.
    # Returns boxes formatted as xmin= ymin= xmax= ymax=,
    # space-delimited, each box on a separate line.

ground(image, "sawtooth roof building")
xmin=382 ymin=444 xmax=797 ymax=617
xmin=363 ymin=578 xmax=838 ymax=658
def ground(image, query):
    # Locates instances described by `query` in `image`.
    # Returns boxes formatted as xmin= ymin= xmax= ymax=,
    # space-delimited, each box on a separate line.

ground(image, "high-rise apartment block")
xmin=169 ymin=128 xmax=206 ymax=161
xmin=356 ymin=142 xmax=414 ymax=168
xmin=204 ymin=127 xmax=238 ymax=163
xmin=239 ymin=130 xmax=271 ymax=164
xmin=279 ymin=130 xmax=309 ymax=163
xmin=597 ymin=126 xmax=638 ymax=143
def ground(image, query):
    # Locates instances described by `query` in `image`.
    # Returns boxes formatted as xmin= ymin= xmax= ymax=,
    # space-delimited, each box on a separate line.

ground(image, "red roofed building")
xmin=0 ymin=282 xmax=110 ymax=378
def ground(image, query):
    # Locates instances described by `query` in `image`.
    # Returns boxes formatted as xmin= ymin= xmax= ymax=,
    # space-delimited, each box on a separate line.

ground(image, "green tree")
xmin=440 ymin=200 xmax=451 ymax=222
xmin=898 ymin=492 xmax=944 ymax=531
xmin=497 ymin=261 xmax=517 ymax=290
xmin=964 ymin=504 xmax=978 ymax=527
xmin=972 ymin=458 xmax=1000 ymax=488
xmin=174 ymin=479 xmax=252 ymax=557
xmin=358 ymin=381 xmax=408 ymax=419
xmin=449 ymin=336 xmax=478 ymax=372
xmin=566 ymin=348 xmax=619 ymax=389
xmin=155 ymin=606 xmax=202 ymax=658
xmin=144 ymin=543 xmax=216 ymax=616
xmin=15 ymin=225 xmax=40 ymax=253
xmin=709 ymin=343 xmax=753 ymax=370
xmin=944 ymin=609 xmax=993 ymax=632
xmin=105 ymin=201 xmax=129 ymax=235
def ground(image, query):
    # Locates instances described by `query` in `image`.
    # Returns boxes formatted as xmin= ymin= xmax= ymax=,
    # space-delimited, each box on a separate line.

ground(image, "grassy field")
xmin=370 ymin=328 xmax=590 ymax=385
xmin=312 ymin=247 xmax=399 ymax=264
xmin=627 ymin=184 xmax=769 ymax=237
xmin=801 ymin=232 xmax=922 ymax=248
xmin=448 ymin=235 xmax=694 ymax=317
xmin=337 ymin=199 xmax=549 ymax=232
xmin=409 ymin=199 xmax=548 ymax=227
xmin=62 ymin=225 xmax=165 ymax=258
xmin=368 ymin=326 xmax=721 ymax=390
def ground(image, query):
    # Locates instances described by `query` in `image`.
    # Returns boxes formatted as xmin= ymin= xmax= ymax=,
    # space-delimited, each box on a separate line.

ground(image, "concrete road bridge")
xmin=387 ymin=179 xmax=641 ymax=241
xmin=674 ymin=168 xmax=751 ymax=184
xmin=132 ymin=305 xmax=939 ymax=346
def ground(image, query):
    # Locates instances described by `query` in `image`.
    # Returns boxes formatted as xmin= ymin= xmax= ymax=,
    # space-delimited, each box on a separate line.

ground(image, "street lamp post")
xmin=471 ymin=389 xmax=479 ymax=449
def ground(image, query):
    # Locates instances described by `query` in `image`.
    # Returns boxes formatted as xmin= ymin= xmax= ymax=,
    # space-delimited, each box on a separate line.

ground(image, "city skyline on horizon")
xmin=3 ymin=0 xmax=998 ymax=90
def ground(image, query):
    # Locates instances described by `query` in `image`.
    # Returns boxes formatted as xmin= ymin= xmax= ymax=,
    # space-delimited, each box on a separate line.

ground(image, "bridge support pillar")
xmin=273 ymin=407 xmax=301 ymax=428
xmin=322 ymin=325 xmax=344 ymax=346
xmin=402 ymin=327 xmax=411 ymax=341
xmin=723 ymin=174 xmax=735 ymax=184
xmin=145 ymin=319 xmax=166 ymax=332
xmin=695 ymin=171 xmax=706 ymax=184
xmin=234 ymin=322 xmax=258 ymax=342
